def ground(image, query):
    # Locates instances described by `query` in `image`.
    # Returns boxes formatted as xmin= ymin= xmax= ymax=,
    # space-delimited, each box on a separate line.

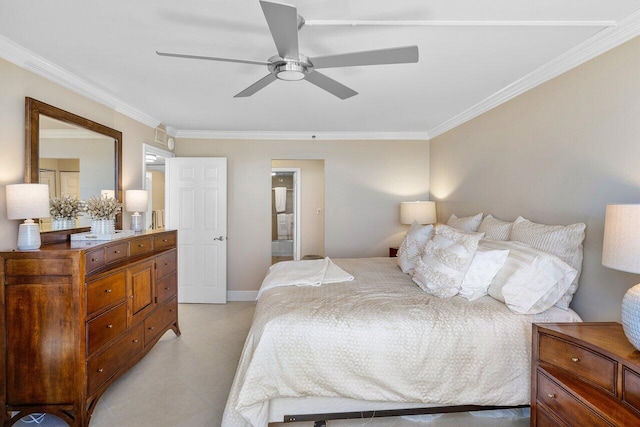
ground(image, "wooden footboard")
xmin=280 ymin=404 xmax=530 ymax=424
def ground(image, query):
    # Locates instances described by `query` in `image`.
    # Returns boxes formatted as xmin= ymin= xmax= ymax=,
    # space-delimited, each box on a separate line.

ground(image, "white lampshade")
xmin=6 ymin=184 xmax=50 ymax=220
xmin=400 ymin=201 xmax=436 ymax=225
xmin=125 ymin=190 xmax=148 ymax=213
xmin=6 ymin=183 xmax=50 ymax=251
xmin=602 ymin=204 xmax=640 ymax=351
xmin=602 ymin=204 xmax=640 ymax=274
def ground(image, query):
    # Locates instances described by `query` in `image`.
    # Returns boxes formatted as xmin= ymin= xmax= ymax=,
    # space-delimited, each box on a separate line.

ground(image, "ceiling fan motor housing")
xmin=268 ymin=54 xmax=314 ymax=81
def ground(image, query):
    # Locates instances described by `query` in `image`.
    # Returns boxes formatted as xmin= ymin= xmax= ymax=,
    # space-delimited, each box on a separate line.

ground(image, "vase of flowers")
xmin=85 ymin=195 xmax=122 ymax=235
xmin=50 ymin=195 xmax=85 ymax=230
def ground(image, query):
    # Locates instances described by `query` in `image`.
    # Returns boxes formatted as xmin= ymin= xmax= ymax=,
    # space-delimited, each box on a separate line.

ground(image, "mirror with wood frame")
xmin=25 ymin=97 xmax=123 ymax=241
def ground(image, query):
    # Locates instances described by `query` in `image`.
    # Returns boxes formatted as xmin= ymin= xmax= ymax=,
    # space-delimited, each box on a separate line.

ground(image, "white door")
xmin=166 ymin=157 xmax=227 ymax=303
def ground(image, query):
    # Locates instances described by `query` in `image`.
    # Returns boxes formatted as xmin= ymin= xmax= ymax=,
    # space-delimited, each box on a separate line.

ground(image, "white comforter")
xmin=222 ymin=257 xmax=581 ymax=427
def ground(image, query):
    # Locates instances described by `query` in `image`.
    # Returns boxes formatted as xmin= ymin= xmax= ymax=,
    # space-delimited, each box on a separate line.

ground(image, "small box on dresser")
xmin=532 ymin=322 xmax=640 ymax=426
xmin=0 ymin=229 xmax=179 ymax=427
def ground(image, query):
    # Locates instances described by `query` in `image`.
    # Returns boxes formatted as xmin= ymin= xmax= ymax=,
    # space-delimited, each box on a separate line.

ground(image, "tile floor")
xmin=18 ymin=302 xmax=529 ymax=427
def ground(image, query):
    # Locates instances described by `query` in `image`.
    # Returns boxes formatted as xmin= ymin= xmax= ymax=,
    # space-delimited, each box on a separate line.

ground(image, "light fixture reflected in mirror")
xmin=126 ymin=190 xmax=148 ymax=232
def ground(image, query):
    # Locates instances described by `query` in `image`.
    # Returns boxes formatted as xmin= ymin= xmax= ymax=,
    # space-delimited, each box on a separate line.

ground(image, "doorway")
xmin=271 ymin=159 xmax=325 ymax=264
xmin=271 ymin=168 xmax=300 ymax=263
xmin=142 ymin=144 xmax=175 ymax=231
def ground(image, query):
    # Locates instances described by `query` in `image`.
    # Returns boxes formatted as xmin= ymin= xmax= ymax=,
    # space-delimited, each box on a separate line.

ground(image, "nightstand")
xmin=389 ymin=247 xmax=398 ymax=257
xmin=532 ymin=322 xmax=640 ymax=426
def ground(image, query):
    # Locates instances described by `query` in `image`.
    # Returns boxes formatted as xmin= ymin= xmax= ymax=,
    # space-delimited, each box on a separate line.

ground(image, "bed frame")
xmin=280 ymin=404 xmax=531 ymax=426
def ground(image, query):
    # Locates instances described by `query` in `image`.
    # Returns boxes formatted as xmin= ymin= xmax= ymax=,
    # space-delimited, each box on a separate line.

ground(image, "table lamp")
xmin=126 ymin=190 xmax=148 ymax=232
xmin=602 ymin=204 xmax=640 ymax=350
xmin=6 ymin=183 xmax=50 ymax=250
xmin=400 ymin=201 xmax=437 ymax=225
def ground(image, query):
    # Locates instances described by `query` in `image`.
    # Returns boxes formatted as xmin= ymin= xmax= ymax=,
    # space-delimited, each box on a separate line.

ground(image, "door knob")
xmin=213 ymin=236 xmax=225 ymax=241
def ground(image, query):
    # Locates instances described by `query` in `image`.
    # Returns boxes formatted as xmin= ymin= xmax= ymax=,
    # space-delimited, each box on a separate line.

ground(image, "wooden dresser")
xmin=0 ymin=229 xmax=179 ymax=427
xmin=532 ymin=323 xmax=640 ymax=426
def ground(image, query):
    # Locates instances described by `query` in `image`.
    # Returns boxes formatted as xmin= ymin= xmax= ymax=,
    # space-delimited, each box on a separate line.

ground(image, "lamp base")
xmin=622 ymin=283 xmax=640 ymax=350
xmin=131 ymin=212 xmax=143 ymax=232
xmin=17 ymin=220 xmax=41 ymax=250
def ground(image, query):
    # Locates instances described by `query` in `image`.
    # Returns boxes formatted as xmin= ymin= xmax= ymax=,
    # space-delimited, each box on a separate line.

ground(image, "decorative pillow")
xmin=509 ymin=216 xmax=586 ymax=310
xmin=459 ymin=242 xmax=510 ymax=301
xmin=397 ymin=221 xmax=434 ymax=274
xmin=477 ymin=215 xmax=513 ymax=241
xmin=447 ymin=213 xmax=483 ymax=232
xmin=485 ymin=240 xmax=577 ymax=314
xmin=412 ymin=225 xmax=484 ymax=298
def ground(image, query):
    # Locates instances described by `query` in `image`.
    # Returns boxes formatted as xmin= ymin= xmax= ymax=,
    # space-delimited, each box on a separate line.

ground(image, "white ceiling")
xmin=1 ymin=1 xmax=639 ymax=139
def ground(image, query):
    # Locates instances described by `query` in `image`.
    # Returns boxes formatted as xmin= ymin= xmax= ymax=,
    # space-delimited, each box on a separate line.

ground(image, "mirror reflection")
xmin=38 ymin=116 xmax=116 ymax=231
xmin=143 ymin=144 xmax=173 ymax=231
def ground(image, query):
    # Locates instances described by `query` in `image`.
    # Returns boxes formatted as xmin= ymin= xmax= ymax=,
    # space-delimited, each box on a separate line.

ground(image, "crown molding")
xmin=174 ymin=130 xmax=429 ymax=141
xmin=0 ymin=35 xmax=161 ymax=130
xmin=427 ymin=8 xmax=640 ymax=139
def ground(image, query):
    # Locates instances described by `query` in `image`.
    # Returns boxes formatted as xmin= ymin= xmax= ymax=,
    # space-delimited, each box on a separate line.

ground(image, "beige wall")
xmin=430 ymin=36 xmax=640 ymax=322
xmin=0 ymin=57 xmax=157 ymax=247
xmin=176 ymin=138 xmax=430 ymax=293
xmin=272 ymin=159 xmax=325 ymax=258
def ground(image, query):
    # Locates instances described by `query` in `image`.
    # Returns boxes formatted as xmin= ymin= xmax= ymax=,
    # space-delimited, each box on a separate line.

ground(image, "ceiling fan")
xmin=156 ymin=0 xmax=419 ymax=100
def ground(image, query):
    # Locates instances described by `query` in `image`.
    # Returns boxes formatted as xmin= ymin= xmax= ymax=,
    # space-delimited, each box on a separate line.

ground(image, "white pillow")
xmin=459 ymin=242 xmax=510 ymax=301
xmin=485 ymin=240 xmax=577 ymax=314
xmin=397 ymin=221 xmax=434 ymax=274
xmin=509 ymin=216 xmax=586 ymax=310
xmin=412 ymin=225 xmax=484 ymax=298
xmin=477 ymin=215 xmax=513 ymax=241
xmin=447 ymin=213 xmax=483 ymax=232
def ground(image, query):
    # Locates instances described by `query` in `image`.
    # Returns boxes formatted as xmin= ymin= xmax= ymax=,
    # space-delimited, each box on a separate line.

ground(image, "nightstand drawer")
xmin=539 ymin=334 xmax=615 ymax=393
xmin=86 ymin=270 xmax=126 ymax=315
xmin=130 ymin=236 xmax=154 ymax=257
xmin=537 ymin=372 xmax=608 ymax=426
xmin=623 ymin=368 xmax=640 ymax=414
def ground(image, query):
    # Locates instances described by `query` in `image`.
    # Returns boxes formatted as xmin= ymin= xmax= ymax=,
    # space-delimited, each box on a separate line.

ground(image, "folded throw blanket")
xmin=257 ymin=257 xmax=354 ymax=299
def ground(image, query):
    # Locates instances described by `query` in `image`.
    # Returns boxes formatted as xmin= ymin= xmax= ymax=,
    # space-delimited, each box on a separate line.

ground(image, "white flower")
xmin=85 ymin=196 xmax=122 ymax=220
xmin=50 ymin=195 xmax=85 ymax=220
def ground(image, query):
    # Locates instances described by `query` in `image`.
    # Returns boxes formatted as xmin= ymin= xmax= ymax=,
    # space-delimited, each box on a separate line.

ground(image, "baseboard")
xmin=227 ymin=290 xmax=258 ymax=301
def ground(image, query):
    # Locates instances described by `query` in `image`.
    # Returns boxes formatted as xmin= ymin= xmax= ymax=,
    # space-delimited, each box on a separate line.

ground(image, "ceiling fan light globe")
xmin=276 ymin=63 xmax=306 ymax=81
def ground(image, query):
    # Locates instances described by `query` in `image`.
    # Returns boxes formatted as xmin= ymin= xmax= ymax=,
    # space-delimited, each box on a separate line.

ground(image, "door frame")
xmin=272 ymin=167 xmax=301 ymax=261
xmin=142 ymin=144 xmax=175 ymax=227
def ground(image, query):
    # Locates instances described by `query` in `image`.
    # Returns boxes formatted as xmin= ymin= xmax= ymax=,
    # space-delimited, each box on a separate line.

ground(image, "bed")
xmin=222 ymin=256 xmax=582 ymax=427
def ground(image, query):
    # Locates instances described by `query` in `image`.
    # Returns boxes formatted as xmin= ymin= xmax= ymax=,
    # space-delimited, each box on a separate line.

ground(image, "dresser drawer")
xmin=105 ymin=241 xmax=129 ymax=263
xmin=85 ymin=248 xmax=106 ymax=274
xmin=537 ymin=372 xmax=608 ymax=426
xmin=130 ymin=236 xmax=154 ymax=257
xmin=144 ymin=298 xmax=177 ymax=345
xmin=87 ymin=303 xmax=127 ymax=355
xmin=86 ymin=271 xmax=126 ymax=315
xmin=87 ymin=324 xmax=143 ymax=396
xmin=623 ymin=367 xmax=640 ymax=414
xmin=156 ymin=250 xmax=177 ymax=279
xmin=156 ymin=272 xmax=177 ymax=304
xmin=539 ymin=334 xmax=615 ymax=393
xmin=535 ymin=405 xmax=564 ymax=427
xmin=154 ymin=233 xmax=176 ymax=251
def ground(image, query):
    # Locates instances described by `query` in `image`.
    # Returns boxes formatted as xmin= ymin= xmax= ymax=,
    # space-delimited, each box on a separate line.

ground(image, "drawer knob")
xmin=169 ymin=309 xmax=174 ymax=312
xmin=164 ymin=262 xmax=168 ymax=266
xmin=547 ymin=393 xmax=556 ymax=399
xmin=106 ymin=324 xmax=113 ymax=329
xmin=133 ymin=339 xmax=139 ymax=343
xmin=163 ymin=239 xmax=168 ymax=242
xmin=149 ymin=326 xmax=155 ymax=330
xmin=97 ymin=368 xmax=104 ymax=373
xmin=138 ymin=244 xmax=144 ymax=248
xmin=105 ymin=289 xmax=112 ymax=293
xmin=165 ymin=287 xmax=170 ymax=290
xmin=91 ymin=258 xmax=97 ymax=262
xmin=571 ymin=357 xmax=580 ymax=363
xmin=114 ymin=250 xmax=120 ymax=254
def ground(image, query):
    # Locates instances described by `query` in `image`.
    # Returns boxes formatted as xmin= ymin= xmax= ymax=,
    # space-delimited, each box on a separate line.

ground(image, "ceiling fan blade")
xmin=156 ymin=51 xmax=269 ymax=66
xmin=310 ymin=45 xmax=419 ymax=69
xmin=259 ymin=0 xmax=300 ymax=59
xmin=234 ymin=74 xmax=278 ymax=97
xmin=305 ymin=71 xmax=357 ymax=100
